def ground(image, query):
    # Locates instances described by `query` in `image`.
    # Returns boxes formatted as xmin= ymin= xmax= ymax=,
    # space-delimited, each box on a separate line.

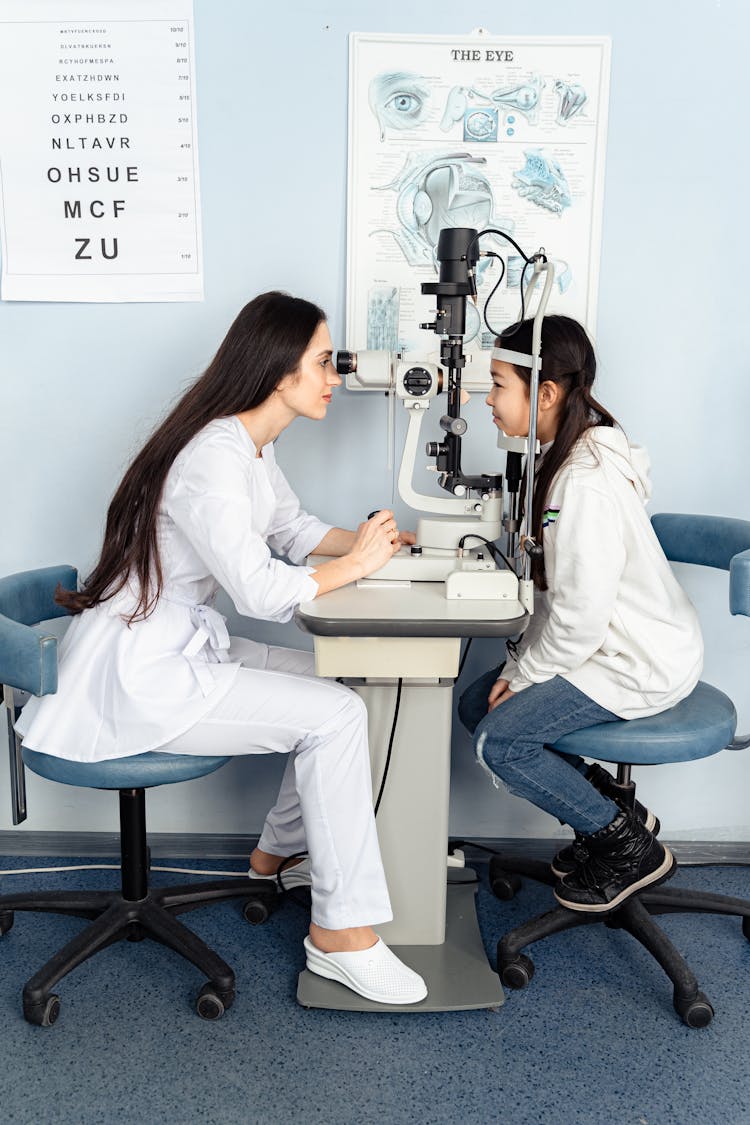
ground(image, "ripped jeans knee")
xmin=475 ymin=727 xmax=504 ymax=790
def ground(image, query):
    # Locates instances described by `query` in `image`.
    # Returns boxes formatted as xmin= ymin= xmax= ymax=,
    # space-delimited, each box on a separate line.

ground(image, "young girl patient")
xmin=458 ymin=314 xmax=702 ymax=912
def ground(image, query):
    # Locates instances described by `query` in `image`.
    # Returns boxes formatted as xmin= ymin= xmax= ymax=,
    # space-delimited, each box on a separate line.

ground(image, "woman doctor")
xmin=16 ymin=291 xmax=428 ymax=1007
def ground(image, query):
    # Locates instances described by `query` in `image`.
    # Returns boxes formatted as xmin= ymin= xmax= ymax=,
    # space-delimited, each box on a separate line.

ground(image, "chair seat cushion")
xmin=551 ymin=681 xmax=737 ymax=765
xmin=22 ymin=748 xmax=231 ymax=790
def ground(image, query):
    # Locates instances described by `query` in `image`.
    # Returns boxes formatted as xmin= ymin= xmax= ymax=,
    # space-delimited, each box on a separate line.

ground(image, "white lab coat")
xmin=17 ymin=415 xmax=394 ymax=930
xmin=16 ymin=416 xmax=332 ymax=762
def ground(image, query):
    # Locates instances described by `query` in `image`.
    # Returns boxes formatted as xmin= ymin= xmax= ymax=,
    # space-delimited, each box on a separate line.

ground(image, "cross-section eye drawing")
xmin=555 ymin=80 xmax=587 ymax=123
xmin=371 ymin=151 xmax=512 ymax=269
xmin=464 ymin=108 xmax=498 ymax=143
xmin=368 ymin=72 xmax=431 ymax=141
xmin=489 ymin=74 xmax=545 ymax=124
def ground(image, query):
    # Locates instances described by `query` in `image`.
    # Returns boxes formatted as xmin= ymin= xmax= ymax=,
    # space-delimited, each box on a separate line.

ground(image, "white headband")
xmin=492 ymin=346 xmax=541 ymax=370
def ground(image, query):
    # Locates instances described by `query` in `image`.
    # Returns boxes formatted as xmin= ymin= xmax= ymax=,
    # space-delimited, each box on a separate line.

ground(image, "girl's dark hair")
xmin=57 ymin=290 xmax=326 ymax=621
xmin=499 ymin=314 xmax=618 ymax=590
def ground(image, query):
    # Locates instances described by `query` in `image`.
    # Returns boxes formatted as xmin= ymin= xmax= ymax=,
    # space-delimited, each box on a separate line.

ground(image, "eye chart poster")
xmin=0 ymin=0 xmax=202 ymax=302
xmin=347 ymin=33 xmax=610 ymax=367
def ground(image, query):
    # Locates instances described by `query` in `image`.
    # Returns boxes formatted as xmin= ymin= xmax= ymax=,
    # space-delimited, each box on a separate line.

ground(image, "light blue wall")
xmin=2 ymin=0 xmax=749 ymax=841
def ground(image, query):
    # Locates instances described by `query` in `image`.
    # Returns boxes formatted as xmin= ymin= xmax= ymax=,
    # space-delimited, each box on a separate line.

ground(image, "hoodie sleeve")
xmin=500 ymin=592 xmax=550 ymax=682
xmin=507 ymin=478 xmax=626 ymax=693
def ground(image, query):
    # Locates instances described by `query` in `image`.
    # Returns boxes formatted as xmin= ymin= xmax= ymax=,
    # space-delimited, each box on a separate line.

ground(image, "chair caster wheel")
xmin=196 ymin=982 xmax=235 ymax=1021
xmin=489 ymin=859 xmax=521 ymax=901
xmin=24 ymin=993 xmax=60 ymax=1027
xmin=499 ymin=953 xmax=535 ymax=990
xmin=742 ymin=915 xmax=750 ymax=941
xmin=674 ymin=990 xmax=714 ymax=1029
xmin=243 ymin=894 xmax=277 ymax=925
xmin=0 ymin=910 xmax=14 ymax=936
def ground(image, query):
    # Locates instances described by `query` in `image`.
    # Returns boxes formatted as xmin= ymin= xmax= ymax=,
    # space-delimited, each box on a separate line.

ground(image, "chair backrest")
xmin=651 ymin=514 xmax=750 ymax=618
xmin=0 ymin=565 xmax=77 ymax=695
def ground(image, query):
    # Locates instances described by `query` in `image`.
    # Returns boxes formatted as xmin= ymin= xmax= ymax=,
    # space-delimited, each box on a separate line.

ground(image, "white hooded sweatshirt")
xmin=502 ymin=426 xmax=703 ymax=719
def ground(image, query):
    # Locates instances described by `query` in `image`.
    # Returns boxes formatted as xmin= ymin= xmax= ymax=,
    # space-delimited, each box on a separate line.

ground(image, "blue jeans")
xmin=458 ymin=666 xmax=620 ymax=834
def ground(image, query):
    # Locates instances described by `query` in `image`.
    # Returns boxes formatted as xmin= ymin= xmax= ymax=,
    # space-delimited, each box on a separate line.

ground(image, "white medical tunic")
xmin=16 ymin=416 xmax=331 ymax=762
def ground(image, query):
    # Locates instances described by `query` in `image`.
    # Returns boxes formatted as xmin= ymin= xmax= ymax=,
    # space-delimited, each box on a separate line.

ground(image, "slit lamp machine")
xmin=336 ymin=225 xmax=554 ymax=620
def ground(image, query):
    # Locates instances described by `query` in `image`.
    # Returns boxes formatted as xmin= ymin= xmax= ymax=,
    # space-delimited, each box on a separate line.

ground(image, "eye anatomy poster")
xmin=347 ymin=33 xmax=610 ymax=371
xmin=0 ymin=0 xmax=202 ymax=302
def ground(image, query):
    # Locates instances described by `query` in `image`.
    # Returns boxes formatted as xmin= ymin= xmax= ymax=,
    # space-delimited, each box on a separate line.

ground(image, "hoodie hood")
xmin=582 ymin=426 xmax=652 ymax=502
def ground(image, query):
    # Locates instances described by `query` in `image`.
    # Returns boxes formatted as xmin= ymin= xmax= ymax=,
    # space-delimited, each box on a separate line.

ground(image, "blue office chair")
xmin=0 ymin=565 xmax=278 ymax=1027
xmin=485 ymin=514 xmax=750 ymax=1028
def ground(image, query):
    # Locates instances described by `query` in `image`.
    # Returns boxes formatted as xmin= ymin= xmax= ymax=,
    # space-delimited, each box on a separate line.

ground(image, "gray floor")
xmin=1 ymin=858 xmax=749 ymax=1125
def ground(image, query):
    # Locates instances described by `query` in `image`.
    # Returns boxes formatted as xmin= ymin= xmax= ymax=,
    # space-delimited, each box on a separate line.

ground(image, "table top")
xmin=295 ymin=581 xmax=527 ymax=638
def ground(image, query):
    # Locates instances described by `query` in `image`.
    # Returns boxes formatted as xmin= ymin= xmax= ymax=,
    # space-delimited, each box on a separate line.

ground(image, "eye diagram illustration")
xmin=367 ymin=286 xmax=401 ymax=350
xmin=369 ymin=72 xmax=431 ymax=141
xmin=372 ymin=151 xmax=510 ymax=268
xmin=440 ymin=75 xmax=545 ymax=133
xmin=464 ymin=108 xmax=498 ymax=143
xmin=512 ymin=149 xmax=571 ymax=214
xmin=555 ymin=80 xmax=587 ymax=123
xmin=489 ymin=74 xmax=545 ymax=124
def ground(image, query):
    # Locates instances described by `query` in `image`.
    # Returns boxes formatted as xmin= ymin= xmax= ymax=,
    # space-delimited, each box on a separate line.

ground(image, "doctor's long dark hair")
xmin=56 ymin=291 xmax=326 ymax=621
xmin=503 ymin=315 xmax=618 ymax=590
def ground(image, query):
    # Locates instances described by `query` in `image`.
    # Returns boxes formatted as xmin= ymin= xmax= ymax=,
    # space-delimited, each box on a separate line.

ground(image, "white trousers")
xmin=161 ymin=637 xmax=392 ymax=931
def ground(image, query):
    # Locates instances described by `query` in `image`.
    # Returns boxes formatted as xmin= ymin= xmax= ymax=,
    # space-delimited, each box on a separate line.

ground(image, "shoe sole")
xmin=305 ymin=949 xmax=428 ymax=1005
xmin=550 ymin=810 xmax=661 ymax=881
xmin=644 ymin=810 xmax=659 ymax=834
xmin=553 ymin=846 xmax=676 ymax=914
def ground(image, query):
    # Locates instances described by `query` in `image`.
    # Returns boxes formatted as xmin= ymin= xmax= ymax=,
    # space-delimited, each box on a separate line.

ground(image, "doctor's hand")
xmin=488 ymin=678 xmax=514 ymax=712
xmin=350 ymin=509 xmax=401 ymax=576
xmin=397 ymin=529 xmax=417 ymax=547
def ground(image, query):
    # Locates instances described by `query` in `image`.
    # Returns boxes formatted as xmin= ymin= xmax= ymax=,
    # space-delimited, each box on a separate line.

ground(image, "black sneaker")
xmin=554 ymin=810 xmax=676 ymax=913
xmin=550 ymin=765 xmax=660 ymax=879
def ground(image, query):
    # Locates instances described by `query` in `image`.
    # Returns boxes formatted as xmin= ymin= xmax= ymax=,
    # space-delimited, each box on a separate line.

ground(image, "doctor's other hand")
xmin=397 ymin=529 xmax=417 ymax=547
xmin=351 ymin=509 xmax=401 ymax=575
xmin=488 ymin=678 xmax=514 ymax=712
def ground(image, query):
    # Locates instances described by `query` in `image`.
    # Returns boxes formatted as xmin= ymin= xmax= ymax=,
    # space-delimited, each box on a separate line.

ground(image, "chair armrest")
xmin=0 ymin=564 xmax=77 ymax=625
xmin=0 ymin=617 xmax=59 ymax=695
xmin=730 ymin=547 xmax=750 ymax=617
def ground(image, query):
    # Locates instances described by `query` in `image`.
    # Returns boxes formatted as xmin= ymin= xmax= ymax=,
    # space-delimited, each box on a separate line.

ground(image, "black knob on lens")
xmin=336 ymin=350 xmax=356 ymax=375
xmin=426 ymin=441 xmax=449 ymax=458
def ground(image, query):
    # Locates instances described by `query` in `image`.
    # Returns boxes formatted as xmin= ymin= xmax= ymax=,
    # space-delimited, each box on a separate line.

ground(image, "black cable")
xmin=449 ymin=838 xmax=503 ymax=858
xmin=275 ymin=850 xmax=309 ymax=898
xmin=458 ymin=638 xmax=473 ymax=679
xmin=458 ymin=533 xmax=514 ymax=573
xmin=464 ymin=227 xmax=547 ymax=341
xmin=374 ymin=678 xmax=402 ymax=817
xmin=485 ymin=259 xmax=535 ymax=340
xmin=270 ymin=675 xmax=404 ymax=895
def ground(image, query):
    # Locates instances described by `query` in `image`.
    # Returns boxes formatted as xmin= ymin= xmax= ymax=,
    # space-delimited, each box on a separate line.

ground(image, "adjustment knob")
xmin=402 ymin=367 xmax=433 ymax=397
